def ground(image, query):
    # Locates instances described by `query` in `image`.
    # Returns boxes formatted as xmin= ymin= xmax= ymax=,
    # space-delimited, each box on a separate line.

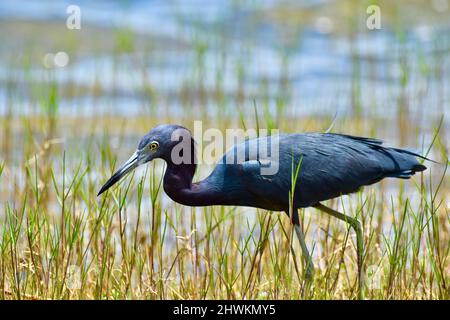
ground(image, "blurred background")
xmin=1 ymin=0 xmax=449 ymax=121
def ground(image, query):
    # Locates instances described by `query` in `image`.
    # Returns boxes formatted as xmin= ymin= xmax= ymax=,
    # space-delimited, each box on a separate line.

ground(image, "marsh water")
xmin=1 ymin=0 xmax=449 ymax=120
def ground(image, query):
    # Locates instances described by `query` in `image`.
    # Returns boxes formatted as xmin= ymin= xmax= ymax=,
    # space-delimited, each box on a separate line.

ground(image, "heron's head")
xmin=97 ymin=124 xmax=193 ymax=196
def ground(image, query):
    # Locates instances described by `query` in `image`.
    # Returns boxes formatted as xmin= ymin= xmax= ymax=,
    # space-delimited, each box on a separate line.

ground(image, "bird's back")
xmin=207 ymin=132 xmax=426 ymax=211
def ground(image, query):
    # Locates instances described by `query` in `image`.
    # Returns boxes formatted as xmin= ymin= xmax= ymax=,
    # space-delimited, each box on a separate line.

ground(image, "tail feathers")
xmin=382 ymin=149 xmax=427 ymax=179
xmin=385 ymin=164 xmax=427 ymax=179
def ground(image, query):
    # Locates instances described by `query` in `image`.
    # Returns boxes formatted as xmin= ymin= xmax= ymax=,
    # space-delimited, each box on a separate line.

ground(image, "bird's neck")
xmin=162 ymin=140 xmax=222 ymax=207
xmin=163 ymin=162 xmax=222 ymax=206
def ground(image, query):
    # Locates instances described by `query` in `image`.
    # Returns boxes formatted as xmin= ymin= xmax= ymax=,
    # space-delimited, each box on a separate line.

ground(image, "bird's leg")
xmin=294 ymin=225 xmax=315 ymax=281
xmin=314 ymin=203 xmax=364 ymax=299
xmin=290 ymin=210 xmax=314 ymax=282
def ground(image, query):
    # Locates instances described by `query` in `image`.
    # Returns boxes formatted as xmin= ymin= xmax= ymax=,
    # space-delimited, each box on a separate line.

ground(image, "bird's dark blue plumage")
xmin=99 ymin=124 xmax=426 ymax=211
xmin=159 ymin=129 xmax=426 ymax=211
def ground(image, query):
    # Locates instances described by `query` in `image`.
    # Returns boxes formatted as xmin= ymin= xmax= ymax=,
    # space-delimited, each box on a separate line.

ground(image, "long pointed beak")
xmin=97 ymin=151 xmax=140 ymax=196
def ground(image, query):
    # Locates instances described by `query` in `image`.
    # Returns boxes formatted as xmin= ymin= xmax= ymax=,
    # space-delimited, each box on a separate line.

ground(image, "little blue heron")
xmin=98 ymin=124 xmax=428 ymax=297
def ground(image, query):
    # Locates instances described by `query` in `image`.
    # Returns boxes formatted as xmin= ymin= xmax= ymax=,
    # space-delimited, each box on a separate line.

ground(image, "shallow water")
xmin=0 ymin=0 xmax=448 ymax=128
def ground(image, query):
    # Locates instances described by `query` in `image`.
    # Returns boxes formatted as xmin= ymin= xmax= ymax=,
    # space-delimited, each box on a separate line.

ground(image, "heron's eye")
xmin=149 ymin=141 xmax=159 ymax=151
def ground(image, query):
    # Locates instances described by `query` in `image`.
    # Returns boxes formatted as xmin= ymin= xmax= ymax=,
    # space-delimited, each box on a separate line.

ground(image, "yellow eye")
xmin=149 ymin=141 xmax=159 ymax=151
